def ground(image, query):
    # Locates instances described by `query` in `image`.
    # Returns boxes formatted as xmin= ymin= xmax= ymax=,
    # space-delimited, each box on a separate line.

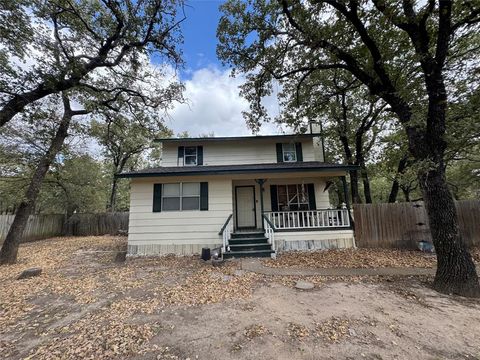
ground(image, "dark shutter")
xmin=197 ymin=146 xmax=203 ymax=165
xmin=276 ymin=143 xmax=283 ymax=163
xmin=307 ymin=183 xmax=316 ymax=210
xmin=270 ymin=185 xmax=279 ymax=211
xmin=295 ymin=142 xmax=303 ymax=161
xmin=200 ymin=182 xmax=208 ymax=210
xmin=177 ymin=146 xmax=184 ymax=166
xmin=153 ymin=184 xmax=162 ymax=212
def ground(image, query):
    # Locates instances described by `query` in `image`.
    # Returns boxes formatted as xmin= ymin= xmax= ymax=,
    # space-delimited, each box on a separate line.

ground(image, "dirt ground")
xmin=1 ymin=236 xmax=479 ymax=360
xmin=263 ymin=248 xmax=480 ymax=269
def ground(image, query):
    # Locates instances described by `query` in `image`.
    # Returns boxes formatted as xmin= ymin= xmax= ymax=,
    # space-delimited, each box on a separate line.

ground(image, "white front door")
xmin=235 ymin=186 xmax=256 ymax=228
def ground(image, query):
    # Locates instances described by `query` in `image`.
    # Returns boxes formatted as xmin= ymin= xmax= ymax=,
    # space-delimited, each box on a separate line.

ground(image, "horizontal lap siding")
xmin=128 ymin=178 xmax=232 ymax=246
xmin=161 ymin=139 xmax=316 ymax=166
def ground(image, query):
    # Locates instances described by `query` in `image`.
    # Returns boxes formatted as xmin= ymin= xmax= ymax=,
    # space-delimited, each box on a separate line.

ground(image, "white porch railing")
xmin=218 ymin=214 xmax=233 ymax=253
xmin=264 ymin=209 xmax=351 ymax=230
xmin=263 ymin=215 xmax=275 ymax=251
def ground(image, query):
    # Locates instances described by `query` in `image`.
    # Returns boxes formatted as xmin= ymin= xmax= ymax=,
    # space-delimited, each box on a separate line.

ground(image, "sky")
xmin=165 ymin=0 xmax=283 ymax=137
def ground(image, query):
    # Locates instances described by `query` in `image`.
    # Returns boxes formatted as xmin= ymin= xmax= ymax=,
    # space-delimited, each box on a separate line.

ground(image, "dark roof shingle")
xmin=116 ymin=161 xmax=357 ymax=178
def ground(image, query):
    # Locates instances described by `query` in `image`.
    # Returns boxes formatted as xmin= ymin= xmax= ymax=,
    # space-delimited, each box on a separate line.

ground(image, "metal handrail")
xmin=262 ymin=214 xmax=276 ymax=232
xmin=262 ymin=214 xmax=276 ymax=253
xmin=218 ymin=213 xmax=233 ymax=235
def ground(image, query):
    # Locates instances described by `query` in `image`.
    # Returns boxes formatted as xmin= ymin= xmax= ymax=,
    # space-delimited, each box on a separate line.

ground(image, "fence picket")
xmin=353 ymin=200 xmax=480 ymax=248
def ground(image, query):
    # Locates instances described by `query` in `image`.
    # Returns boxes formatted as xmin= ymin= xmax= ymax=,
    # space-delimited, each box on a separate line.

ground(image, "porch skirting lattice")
xmin=128 ymin=243 xmax=222 ymax=256
xmin=276 ymin=236 xmax=355 ymax=252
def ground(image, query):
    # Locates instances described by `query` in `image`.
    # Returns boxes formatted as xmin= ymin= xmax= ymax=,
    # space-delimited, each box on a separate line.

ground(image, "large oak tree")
xmin=217 ymin=0 xmax=480 ymax=296
xmin=0 ymin=0 xmax=185 ymax=264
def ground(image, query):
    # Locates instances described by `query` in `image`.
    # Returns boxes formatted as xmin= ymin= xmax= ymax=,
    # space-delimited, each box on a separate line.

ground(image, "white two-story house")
xmin=118 ymin=131 xmax=357 ymax=258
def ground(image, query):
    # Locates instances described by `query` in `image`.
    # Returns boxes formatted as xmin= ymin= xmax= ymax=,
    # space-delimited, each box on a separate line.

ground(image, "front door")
xmin=235 ymin=186 xmax=256 ymax=228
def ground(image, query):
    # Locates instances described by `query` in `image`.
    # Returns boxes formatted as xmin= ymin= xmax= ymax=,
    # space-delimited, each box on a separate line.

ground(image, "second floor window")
xmin=276 ymin=142 xmax=303 ymax=163
xmin=282 ymin=143 xmax=297 ymax=162
xmin=178 ymin=146 xmax=203 ymax=166
xmin=183 ymin=146 xmax=197 ymax=165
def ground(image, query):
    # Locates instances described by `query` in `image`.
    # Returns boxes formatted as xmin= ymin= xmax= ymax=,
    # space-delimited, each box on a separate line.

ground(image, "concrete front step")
xmin=228 ymin=243 xmax=272 ymax=252
xmin=228 ymin=237 xmax=269 ymax=245
xmin=223 ymin=249 xmax=274 ymax=259
xmin=230 ymin=231 xmax=265 ymax=239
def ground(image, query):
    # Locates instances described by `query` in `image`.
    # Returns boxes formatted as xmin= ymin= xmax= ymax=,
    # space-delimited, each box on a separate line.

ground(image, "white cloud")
xmin=166 ymin=67 xmax=285 ymax=137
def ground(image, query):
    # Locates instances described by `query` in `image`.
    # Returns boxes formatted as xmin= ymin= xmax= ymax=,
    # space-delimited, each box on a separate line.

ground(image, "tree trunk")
xmin=419 ymin=168 xmax=479 ymax=296
xmin=401 ymin=186 xmax=411 ymax=202
xmin=0 ymin=96 xmax=74 ymax=264
xmin=361 ymin=168 xmax=372 ymax=203
xmin=349 ymin=170 xmax=362 ymax=204
xmin=388 ymin=155 xmax=408 ymax=203
xmin=107 ymin=176 xmax=119 ymax=212
xmin=406 ymin=61 xmax=480 ymax=296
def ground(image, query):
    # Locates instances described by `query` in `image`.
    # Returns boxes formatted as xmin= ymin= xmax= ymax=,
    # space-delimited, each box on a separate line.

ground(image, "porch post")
xmin=340 ymin=175 xmax=354 ymax=229
xmin=255 ymin=179 xmax=266 ymax=230
xmin=340 ymin=176 xmax=350 ymax=210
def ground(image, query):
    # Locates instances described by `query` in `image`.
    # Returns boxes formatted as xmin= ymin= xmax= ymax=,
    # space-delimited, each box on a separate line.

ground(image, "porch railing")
xmin=264 ymin=209 xmax=351 ymax=230
xmin=218 ymin=213 xmax=233 ymax=253
xmin=262 ymin=214 xmax=276 ymax=251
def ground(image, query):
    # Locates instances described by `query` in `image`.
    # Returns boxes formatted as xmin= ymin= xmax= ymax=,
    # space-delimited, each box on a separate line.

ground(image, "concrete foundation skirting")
xmin=276 ymin=237 xmax=355 ymax=252
xmin=128 ymin=243 xmax=222 ymax=256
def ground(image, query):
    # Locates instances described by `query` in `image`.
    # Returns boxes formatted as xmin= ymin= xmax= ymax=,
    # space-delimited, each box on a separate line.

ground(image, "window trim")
xmin=161 ymin=182 xmax=201 ymax=211
xmin=182 ymin=146 xmax=198 ymax=166
xmin=276 ymin=184 xmax=309 ymax=211
xmin=282 ymin=143 xmax=297 ymax=162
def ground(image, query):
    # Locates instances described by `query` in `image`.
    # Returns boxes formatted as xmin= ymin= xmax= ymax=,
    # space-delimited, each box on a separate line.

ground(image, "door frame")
xmin=234 ymin=185 xmax=257 ymax=229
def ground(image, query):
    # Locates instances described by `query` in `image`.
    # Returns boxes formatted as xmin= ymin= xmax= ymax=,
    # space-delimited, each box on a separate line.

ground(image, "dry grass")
xmin=1 ymin=237 xmax=478 ymax=359
xmin=263 ymin=248 xmax=442 ymax=269
xmin=0 ymin=236 xmax=261 ymax=359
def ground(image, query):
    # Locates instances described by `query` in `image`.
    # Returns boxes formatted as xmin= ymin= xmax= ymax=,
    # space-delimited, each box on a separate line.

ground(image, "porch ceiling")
xmin=116 ymin=161 xmax=358 ymax=179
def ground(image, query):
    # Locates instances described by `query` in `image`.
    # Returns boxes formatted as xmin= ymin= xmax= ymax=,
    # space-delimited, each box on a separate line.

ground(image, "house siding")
xmin=128 ymin=176 xmax=232 ymax=255
xmin=161 ymin=139 xmax=319 ymax=166
xmin=127 ymin=172 xmax=352 ymax=256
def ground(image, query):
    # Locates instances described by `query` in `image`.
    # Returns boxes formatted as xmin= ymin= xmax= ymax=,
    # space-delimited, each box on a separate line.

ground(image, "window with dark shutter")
xmin=270 ymin=185 xmax=278 ymax=211
xmin=153 ymin=184 xmax=162 ymax=212
xmin=197 ymin=146 xmax=203 ymax=165
xmin=295 ymin=142 xmax=303 ymax=161
xmin=276 ymin=143 xmax=283 ymax=163
xmin=200 ymin=182 xmax=208 ymax=210
xmin=307 ymin=183 xmax=316 ymax=210
xmin=177 ymin=146 xmax=184 ymax=166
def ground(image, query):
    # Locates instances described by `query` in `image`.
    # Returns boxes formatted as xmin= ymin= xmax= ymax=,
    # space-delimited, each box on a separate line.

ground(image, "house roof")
xmin=155 ymin=133 xmax=319 ymax=143
xmin=116 ymin=161 xmax=358 ymax=178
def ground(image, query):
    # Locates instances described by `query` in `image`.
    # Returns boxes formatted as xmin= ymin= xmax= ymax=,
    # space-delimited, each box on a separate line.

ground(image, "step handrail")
xmin=219 ymin=214 xmax=233 ymax=253
xmin=262 ymin=214 xmax=276 ymax=232
xmin=262 ymin=214 xmax=276 ymax=254
xmin=218 ymin=213 xmax=233 ymax=235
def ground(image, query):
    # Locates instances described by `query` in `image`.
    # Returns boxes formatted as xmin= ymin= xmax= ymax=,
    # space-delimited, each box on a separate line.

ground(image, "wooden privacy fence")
xmin=353 ymin=200 xmax=480 ymax=249
xmin=0 ymin=212 xmax=129 ymax=244
xmin=63 ymin=212 xmax=129 ymax=236
xmin=0 ymin=214 xmax=65 ymax=243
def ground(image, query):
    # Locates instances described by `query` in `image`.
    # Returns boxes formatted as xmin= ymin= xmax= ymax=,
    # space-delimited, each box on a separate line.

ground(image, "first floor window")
xmin=162 ymin=182 xmax=200 ymax=211
xmin=282 ymin=143 xmax=297 ymax=162
xmin=277 ymin=184 xmax=309 ymax=211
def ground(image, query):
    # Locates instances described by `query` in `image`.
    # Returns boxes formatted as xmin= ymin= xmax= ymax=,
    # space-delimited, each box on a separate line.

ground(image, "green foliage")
xmin=0 ymin=0 xmax=186 ymax=126
xmin=39 ymin=153 xmax=109 ymax=215
xmin=217 ymin=0 xmax=480 ymax=202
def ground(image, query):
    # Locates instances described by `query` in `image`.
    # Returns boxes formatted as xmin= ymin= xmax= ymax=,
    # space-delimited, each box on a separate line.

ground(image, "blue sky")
xmin=181 ymin=1 xmax=224 ymax=78
xmin=163 ymin=0 xmax=283 ymax=136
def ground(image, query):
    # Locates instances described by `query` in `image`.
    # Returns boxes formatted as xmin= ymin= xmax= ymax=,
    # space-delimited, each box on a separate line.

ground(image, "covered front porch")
xmin=221 ymin=172 xmax=355 ymax=258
